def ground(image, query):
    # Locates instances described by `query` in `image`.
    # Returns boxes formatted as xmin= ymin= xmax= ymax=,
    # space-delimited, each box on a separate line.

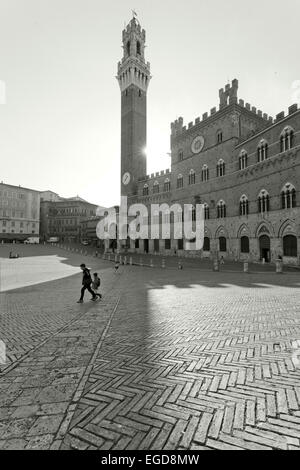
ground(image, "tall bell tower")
xmin=117 ymin=16 xmax=151 ymax=197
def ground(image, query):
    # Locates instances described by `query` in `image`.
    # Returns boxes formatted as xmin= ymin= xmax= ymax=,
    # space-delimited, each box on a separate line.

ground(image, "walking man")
xmin=77 ymin=263 xmax=97 ymax=303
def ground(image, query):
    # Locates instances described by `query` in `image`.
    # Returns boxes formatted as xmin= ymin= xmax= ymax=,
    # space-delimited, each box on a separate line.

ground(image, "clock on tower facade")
xmin=117 ymin=16 xmax=151 ymax=198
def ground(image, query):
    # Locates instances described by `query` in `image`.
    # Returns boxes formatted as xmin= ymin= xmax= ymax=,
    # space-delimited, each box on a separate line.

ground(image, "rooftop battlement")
xmin=138 ymin=168 xmax=171 ymax=182
xmin=238 ymin=102 xmax=299 ymax=144
xmin=237 ymin=99 xmax=273 ymax=123
xmin=170 ymin=79 xmax=276 ymax=138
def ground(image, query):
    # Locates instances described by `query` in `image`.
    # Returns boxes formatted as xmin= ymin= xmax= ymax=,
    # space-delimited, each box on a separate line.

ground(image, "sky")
xmin=0 ymin=0 xmax=299 ymax=207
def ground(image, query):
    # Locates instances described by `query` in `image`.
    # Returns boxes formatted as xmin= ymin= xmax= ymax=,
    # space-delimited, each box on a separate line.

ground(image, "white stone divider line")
xmin=53 ymin=295 xmax=121 ymax=448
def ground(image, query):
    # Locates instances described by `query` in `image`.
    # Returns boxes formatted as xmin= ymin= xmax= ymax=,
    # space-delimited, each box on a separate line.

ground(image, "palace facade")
xmin=0 ymin=182 xmax=40 ymax=242
xmin=118 ymin=17 xmax=300 ymax=265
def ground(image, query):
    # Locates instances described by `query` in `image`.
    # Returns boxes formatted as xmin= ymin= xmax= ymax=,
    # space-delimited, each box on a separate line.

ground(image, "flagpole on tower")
xmin=132 ymin=9 xmax=140 ymax=25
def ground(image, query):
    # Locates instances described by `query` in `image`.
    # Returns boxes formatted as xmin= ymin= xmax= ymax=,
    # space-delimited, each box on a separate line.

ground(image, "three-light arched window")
xmin=217 ymin=200 xmax=226 ymax=218
xmin=204 ymin=203 xmax=210 ymax=220
xmin=143 ymin=184 xmax=149 ymax=196
xmin=153 ymin=181 xmax=159 ymax=194
xmin=257 ymin=139 xmax=268 ymax=162
xmin=202 ymin=164 xmax=209 ymax=181
xmin=240 ymin=195 xmax=249 ymax=216
xmin=280 ymin=126 xmax=294 ymax=153
xmin=281 ymin=183 xmax=296 ymax=209
xmin=258 ymin=189 xmax=270 ymax=213
xmin=216 ymin=159 xmax=225 ymax=177
xmin=177 ymin=174 xmax=184 ymax=189
xmin=239 ymin=150 xmax=248 ymax=170
xmin=164 ymin=178 xmax=171 ymax=192
xmin=189 ymin=169 xmax=196 ymax=185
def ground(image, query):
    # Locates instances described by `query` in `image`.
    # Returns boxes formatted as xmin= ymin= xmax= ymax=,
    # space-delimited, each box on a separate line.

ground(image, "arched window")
xmin=283 ymin=235 xmax=297 ymax=257
xmin=239 ymin=195 xmax=249 ymax=216
xmin=177 ymin=174 xmax=184 ymax=189
xmin=217 ymin=200 xmax=226 ymax=218
xmin=219 ymin=237 xmax=227 ymax=252
xmin=258 ymin=189 xmax=270 ymax=213
xmin=191 ymin=206 xmax=196 ymax=222
xmin=241 ymin=236 xmax=250 ymax=253
xmin=280 ymin=126 xmax=294 ymax=152
xmin=239 ymin=150 xmax=248 ymax=170
xmin=178 ymin=149 xmax=184 ymax=161
xmin=189 ymin=169 xmax=196 ymax=185
xmin=257 ymin=139 xmax=268 ymax=162
xmin=136 ymin=41 xmax=141 ymax=55
xmin=153 ymin=181 xmax=159 ymax=194
xmin=217 ymin=159 xmax=225 ymax=177
xmin=217 ymin=130 xmax=223 ymax=144
xmin=126 ymin=41 xmax=130 ymax=56
xmin=143 ymin=184 xmax=149 ymax=196
xmin=204 ymin=203 xmax=209 ymax=220
xmin=281 ymin=183 xmax=296 ymax=209
xmin=164 ymin=178 xmax=170 ymax=192
xmin=187 ymin=206 xmax=196 ymax=222
xmin=202 ymin=164 xmax=209 ymax=182
xmin=203 ymin=237 xmax=210 ymax=251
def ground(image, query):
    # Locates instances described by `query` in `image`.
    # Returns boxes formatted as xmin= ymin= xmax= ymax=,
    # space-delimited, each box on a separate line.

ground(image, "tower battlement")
xmin=219 ymin=79 xmax=239 ymax=108
xmin=170 ymin=79 xmax=274 ymax=138
xmin=117 ymin=17 xmax=151 ymax=93
xmin=122 ymin=18 xmax=146 ymax=42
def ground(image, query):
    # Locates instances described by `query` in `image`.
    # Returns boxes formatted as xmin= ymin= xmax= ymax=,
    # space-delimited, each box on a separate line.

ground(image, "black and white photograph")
xmin=0 ymin=0 xmax=300 ymax=455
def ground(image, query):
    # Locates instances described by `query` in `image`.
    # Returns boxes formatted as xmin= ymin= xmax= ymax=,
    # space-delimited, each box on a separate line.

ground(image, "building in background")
xmin=80 ymin=205 xmax=119 ymax=252
xmin=0 ymin=182 xmax=40 ymax=242
xmin=118 ymin=17 xmax=300 ymax=265
xmin=40 ymin=190 xmax=61 ymax=203
xmin=40 ymin=196 xmax=98 ymax=243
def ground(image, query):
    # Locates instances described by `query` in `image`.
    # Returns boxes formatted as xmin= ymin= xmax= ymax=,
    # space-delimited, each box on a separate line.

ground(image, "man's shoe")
xmin=77 ymin=300 xmax=83 ymax=303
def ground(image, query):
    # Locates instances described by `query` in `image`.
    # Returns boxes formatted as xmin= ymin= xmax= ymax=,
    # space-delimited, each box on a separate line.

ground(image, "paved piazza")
xmin=0 ymin=246 xmax=300 ymax=450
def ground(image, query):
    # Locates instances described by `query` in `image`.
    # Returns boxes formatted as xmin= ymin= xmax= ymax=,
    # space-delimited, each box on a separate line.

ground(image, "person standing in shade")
xmin=92 ymin=272 xmax=102 ymax=299
xmin=77 ymin=263 xmax=97 ymax=303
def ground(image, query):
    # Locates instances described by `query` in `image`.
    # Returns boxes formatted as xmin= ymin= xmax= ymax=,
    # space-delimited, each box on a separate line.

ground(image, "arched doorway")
xmin=259 ymin=235 xmax=270 ymax=262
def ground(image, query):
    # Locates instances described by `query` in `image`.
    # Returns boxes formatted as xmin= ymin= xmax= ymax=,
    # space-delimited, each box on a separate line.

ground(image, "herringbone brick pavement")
xmin=0 ymin=250 xmax=112 ymax=368
xmin=59 ymin=268 xmax=300 ymax=450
